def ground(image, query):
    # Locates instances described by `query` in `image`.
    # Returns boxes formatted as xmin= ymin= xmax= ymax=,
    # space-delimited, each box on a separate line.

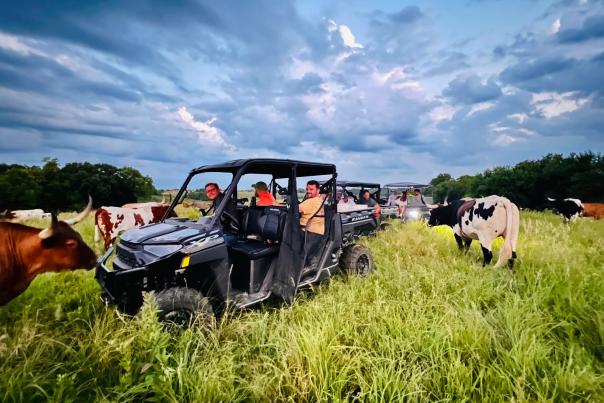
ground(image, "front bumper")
xmin=95 ymin=246 xmax=149 ymax=303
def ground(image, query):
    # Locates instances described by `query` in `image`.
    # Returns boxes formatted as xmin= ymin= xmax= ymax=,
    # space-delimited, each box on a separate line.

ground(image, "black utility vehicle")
xmin=96 ymin=159 xmax=376 ymax=324
xmin=383 ymin=182 xmax=433 ymax=221
xmin=335 ymin=181 xmax=399 ymax=223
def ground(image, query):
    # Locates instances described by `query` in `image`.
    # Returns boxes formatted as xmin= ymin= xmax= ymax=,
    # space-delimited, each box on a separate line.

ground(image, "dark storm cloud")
xmin=443 ymin=74 xmax=503 ymax=104
xmin=500 ymin=52 xmax=604 ymax=95
xmin=423 ymin=51 xmax=470 ymax=77
xmin=556 ymin=14 xmax=604 ymax=43
xmin=493 ymin=33 xmax=538 ymax=59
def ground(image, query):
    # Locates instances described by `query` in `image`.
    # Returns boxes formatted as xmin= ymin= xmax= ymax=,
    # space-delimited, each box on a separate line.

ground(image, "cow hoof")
xmin=512 ymin=251 xmax=517 ymax=259
xmin=508 ymin=259 xmax=515 ymax=270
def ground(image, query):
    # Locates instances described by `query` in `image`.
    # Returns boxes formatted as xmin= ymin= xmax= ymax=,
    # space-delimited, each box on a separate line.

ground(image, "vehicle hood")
xmin=120 ymin=218 xmax=217 ymax=246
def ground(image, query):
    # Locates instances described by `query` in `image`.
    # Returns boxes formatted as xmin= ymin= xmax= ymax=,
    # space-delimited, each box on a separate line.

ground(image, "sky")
xmin=0 ymin=0 xmax=603 ymax=188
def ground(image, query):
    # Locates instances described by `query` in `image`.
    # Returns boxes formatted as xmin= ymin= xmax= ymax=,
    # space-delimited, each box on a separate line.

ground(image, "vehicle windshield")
xmin=169 ymin=171 xmax=234 ymax=221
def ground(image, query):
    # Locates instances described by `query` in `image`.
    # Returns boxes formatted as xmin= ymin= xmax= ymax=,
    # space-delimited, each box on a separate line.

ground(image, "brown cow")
xmin=582 ymin=203 xmax=604 ymax=220
xmin=0 ymin=198 xmax=97 ymax=306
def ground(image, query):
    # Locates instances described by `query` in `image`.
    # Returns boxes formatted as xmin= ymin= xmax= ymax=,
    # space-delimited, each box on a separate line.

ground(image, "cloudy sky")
xmin=0 ymin=0 xmax=603 ymax=188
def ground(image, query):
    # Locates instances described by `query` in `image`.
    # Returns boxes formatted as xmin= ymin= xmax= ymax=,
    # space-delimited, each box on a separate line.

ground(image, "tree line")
xmin=0 ymin=159 xmax=157 ymax=211
xmin=429 ymin=152 xmax=604 ymax=209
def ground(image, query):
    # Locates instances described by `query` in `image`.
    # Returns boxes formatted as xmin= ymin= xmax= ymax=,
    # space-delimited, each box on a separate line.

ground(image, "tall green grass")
xmin=1 ymin=211 xmax=603 ymax=401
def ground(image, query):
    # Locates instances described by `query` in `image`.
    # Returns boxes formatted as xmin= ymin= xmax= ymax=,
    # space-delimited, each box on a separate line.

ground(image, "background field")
xmin=1 ymin=211 xmax=603 ymax=402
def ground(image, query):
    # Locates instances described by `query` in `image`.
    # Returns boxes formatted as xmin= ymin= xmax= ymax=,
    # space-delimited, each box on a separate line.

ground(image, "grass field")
xmin=1 ymin=211 xmax=603 ymax=401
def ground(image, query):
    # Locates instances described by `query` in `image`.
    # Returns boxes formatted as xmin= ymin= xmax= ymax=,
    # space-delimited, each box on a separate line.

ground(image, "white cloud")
xmin=327 ymin=19 xmax=364 ymax=49
xmin=531 ymin=92 xmax=589 ymax=119
xmin=466 ymin=102 xmax=495 ymax=117
xmin=549 ymin=18 xmax=561 ymax=34
xmin=429 ymin=104 xmax=457 ymax=123
xmin=338 ymin=24 xmax=364 ymax=49
xmin=508 ymin=113 xmax=529 ymax=123
xmin=0 ymin=32 xmax=45 ymax=56
xmin=494 ymin=134 xmax=521 ymax=146
xmin=177 ymin=106 xmax=233 ymax=149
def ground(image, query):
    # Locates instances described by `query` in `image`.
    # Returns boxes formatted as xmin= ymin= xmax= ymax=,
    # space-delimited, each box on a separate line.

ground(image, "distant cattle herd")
xmin=0 ymin=194 xmax=602 ymax=306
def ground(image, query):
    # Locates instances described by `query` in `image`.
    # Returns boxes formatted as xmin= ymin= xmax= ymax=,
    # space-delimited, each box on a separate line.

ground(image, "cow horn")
xmin=425 ymin=203 xmax=440 ymax=209
xmin=39 ymin=213 xmax=59 ymax=239
xmin=64 ymin=195 xmax=93 ymax=225
xmin=161 ymin=194 xmax=166 ymax=204
xmin=547 ymin=197 xmax=556 ymax=202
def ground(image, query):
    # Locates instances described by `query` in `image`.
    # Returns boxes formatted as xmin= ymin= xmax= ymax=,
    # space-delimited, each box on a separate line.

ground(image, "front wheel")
xmin=340 ymin=244 xmax=374 ymax=276
xmin=155 ymin=287 xmax=215 ymax=328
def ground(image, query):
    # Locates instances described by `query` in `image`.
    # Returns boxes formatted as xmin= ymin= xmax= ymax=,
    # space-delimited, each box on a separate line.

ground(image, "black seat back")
xmin=258 ymin=207 xmax=286 ymax=242
xmin=241 ymin=206 xmax=286 ymax=242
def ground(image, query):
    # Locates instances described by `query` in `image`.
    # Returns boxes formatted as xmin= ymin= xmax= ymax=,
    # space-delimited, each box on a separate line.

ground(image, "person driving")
xmin=204 ymin=182 xmax=237 ymax=219
xmin=252 ymin=181 xmax=278 ymax=206
xmin=359 ymin=189 xmax=382 ymax=215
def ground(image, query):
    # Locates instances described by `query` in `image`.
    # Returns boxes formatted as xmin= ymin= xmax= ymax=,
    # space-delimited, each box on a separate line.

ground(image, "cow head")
xmin=0 ymin=210 xmax=16 ymax=221
xmin=427 ymin=205 xmax=445 ymax=227
xmin=547 ymin=197 xmax=583 ymax=221
xmin=36 ymin=197 xmax=97 ymax=272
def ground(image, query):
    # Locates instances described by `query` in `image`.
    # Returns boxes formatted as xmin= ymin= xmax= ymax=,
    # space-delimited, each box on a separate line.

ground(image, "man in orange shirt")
xmin=253 ymin=181 xmax=278 ymax=206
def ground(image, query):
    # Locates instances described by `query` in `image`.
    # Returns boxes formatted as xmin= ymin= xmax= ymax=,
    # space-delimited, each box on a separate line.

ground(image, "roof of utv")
xmin=336 ymin=181 xmax=381 ymax=189
xmin=191 ymin=158 xmax=336 ymax=178
xmin=384 ymin=181 xmax=429 ymax=188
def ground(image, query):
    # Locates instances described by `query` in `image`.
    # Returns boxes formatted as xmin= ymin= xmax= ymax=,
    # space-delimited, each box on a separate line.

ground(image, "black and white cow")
xmin=546 ymin=197 xmax=583 ymax=221
xmin=428 ymin=195 xmax=520 ymax=268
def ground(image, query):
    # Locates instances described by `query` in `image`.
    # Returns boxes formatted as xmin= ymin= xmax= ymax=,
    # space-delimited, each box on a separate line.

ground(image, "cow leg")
xmin=463 ymin=238 xmax=472 ymax=253
xmin=480 ymin=244 xmax=493 ymax=266
xmin=454 ymin=234 xmax=464 ymax=251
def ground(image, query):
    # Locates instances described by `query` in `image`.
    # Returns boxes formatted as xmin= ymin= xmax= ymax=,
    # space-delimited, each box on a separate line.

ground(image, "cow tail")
xmin=495 ymin=197 xmax=514 ymax=267
xmin=94 ymin=210 xmax=100 ymax=243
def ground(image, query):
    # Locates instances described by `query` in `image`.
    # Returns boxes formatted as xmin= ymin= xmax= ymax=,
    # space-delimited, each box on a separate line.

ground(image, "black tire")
xmin=340 ymin=244 xmax=374 ymax=276
xmin=379 ymin=222 xmax=391 ymax=231
xmin=155 ymin=287 xmax=215 ymax=327
xmin=117 ymin=291 xmax=143 ymax=316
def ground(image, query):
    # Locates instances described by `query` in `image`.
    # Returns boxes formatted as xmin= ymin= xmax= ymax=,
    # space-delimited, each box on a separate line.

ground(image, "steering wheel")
xmin=220 ymin=210 xmax=241 ymax=233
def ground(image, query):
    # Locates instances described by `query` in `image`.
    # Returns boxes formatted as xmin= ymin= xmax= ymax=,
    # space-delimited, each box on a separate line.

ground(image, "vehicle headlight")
xmin=407 ymin=209 xmax=420 ymax=218
xmin=143 ymin=244 xmax=182 ymax=257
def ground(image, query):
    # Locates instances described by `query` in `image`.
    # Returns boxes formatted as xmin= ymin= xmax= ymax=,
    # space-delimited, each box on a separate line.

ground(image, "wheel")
xmin=379 ymin=222 xmax=391 ymax=231
xmin=340 ymin=244 xmax=374 ymax=276
xmin=155 ymin=287 xmax=215 ymax=327
xmin=117 ymin=291 xmax=143 ymax=316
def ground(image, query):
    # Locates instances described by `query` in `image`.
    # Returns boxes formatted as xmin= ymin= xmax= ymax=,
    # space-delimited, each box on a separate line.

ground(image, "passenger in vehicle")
xmin=408 ymin=188 xmax=426 ymax=207
xmin=359 ymin=190 xmax=382 ymax=215
xmin=299 ymin=180 xmax=325 ymax=269
xmin=387 ymin=190 xmax=399 ymax=206
xmin=252 ymin=181 xmax=278 ymax=206
xmin=338 ymin=193 xmax=357 ymax=211
xmin=395 ymin=191 xmax=408 ymax=217
xmin=205 ymin=182 xmax=237 ymax=218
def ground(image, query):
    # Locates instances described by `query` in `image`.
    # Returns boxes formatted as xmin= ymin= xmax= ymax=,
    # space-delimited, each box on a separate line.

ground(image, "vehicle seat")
xmin=230 ymin=206 xmax=286 ymax=260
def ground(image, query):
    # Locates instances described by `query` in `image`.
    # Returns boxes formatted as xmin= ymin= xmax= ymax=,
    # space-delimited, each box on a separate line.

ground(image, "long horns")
xmin=64 ymin=195 xmax=93 ymax=225
xmin=547 ymin=197 xmax=556 ymax=202
xmin=38 ymin=196 xmax=93 ymax=239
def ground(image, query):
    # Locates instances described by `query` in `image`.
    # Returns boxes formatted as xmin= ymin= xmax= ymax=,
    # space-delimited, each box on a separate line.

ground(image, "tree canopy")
xmin=429 ymin=152 xmax=604 ymax=208
xmin=0 ymin=159 xmax=157 ymax=211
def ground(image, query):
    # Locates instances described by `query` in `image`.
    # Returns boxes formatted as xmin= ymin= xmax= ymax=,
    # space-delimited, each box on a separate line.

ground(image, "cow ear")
xmin=66 ymin=239 xmax=77 ymax=248
xmin=38 ymin=213 xmax=59 ymax=239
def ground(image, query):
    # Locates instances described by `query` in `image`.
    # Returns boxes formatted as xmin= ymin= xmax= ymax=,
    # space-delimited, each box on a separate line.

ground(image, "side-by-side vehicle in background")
xmin=96 ymin=159 xmax=377 ymax=325
xmin=382 ymin=182 xmax=433 ymax=222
